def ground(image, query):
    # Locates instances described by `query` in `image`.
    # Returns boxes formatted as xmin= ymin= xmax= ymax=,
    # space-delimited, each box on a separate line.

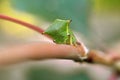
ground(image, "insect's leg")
xmin=67 ymin=34 xmax=73 ymax=45
xmin=70 ymin=35 xmax=73 ymax=45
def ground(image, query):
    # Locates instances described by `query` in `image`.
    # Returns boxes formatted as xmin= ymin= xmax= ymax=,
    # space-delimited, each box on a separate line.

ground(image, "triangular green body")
xmin=44 ymin=19 xmax=76 ymax=45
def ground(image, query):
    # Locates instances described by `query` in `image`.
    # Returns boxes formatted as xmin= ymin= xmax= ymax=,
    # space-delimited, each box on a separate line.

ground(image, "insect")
xmin=44 ymin=19 xmax=77 ymax=45
xmin=44 ymin=19 xmax=89 ymax=60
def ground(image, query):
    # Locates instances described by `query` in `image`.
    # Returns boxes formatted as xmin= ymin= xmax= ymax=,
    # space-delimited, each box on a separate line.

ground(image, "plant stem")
xmin=0 ymin=14 xmax=48 ymax=34
xmin=0 ymin=14 xmax=53 ymax=40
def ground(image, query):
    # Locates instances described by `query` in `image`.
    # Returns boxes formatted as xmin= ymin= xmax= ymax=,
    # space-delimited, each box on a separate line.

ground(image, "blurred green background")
xmin=0 ymin=0 xmax=120 ymax=80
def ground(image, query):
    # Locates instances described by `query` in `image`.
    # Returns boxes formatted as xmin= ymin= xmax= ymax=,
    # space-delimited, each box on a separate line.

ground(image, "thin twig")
xmin=0 ymin=14 xmax=44 ymax=33
xmin=0 ymin=14 xmax=52 ymax=40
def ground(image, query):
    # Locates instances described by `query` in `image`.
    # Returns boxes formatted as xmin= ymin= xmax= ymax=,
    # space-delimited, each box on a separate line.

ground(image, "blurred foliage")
xmin=27 ymin=66 xmax=92 ymax=80
xmin=94 ymin=0 xmax=120 ymax=13
xmin=11 ymin=0 xmax=91 ymax=36
xmin=0 ymin=0 xmax=37 ymax=38
xmin=92 ymin=0 xmax=120 ymax=47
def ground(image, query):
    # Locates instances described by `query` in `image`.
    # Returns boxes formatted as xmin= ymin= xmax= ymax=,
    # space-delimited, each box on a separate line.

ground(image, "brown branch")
xmin=0 ymin=42 xmax=120 ymax=67
xmin=0 ymin=42 xmax=81 ymax=66
xmin=86 ymin=49 xmax=120 ymax=77
xmin=86 ymin=50 xmax=113 ymax=65
xmin=87 ymin=50 xmax=120 ymax=66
